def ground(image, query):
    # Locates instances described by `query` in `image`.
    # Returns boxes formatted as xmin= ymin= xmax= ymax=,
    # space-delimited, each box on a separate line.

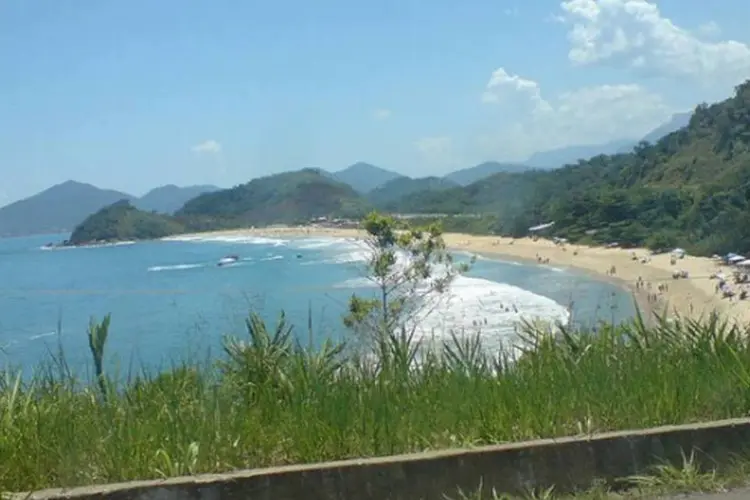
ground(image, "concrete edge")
xmin=14 ymin=417 xmax=750 ymax=499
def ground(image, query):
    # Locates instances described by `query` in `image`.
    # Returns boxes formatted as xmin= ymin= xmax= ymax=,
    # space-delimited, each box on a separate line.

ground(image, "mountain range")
xmin=65 ymin=78 xmax=750 ymax=256
xmin=0 ymin=109 xmax=691 ymax=238
xmin=0 ymin=182 xmax=220 ymax=237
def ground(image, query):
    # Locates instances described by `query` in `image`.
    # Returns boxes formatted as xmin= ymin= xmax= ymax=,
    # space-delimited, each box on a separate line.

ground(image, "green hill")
xmin=68 ymin=200 xmax=188 ymax=245
xmin=387 ymin=169 xmax=548 ymax=219
xmin=67 ymin=169 xmax=371 ymax=244
xmin=177 ymin=168 xmax=370 ymax=224
xmin=367 ymin=176 xmax=458 ymax=208
xmin=389 ymin=81 xmax=750 ymax=256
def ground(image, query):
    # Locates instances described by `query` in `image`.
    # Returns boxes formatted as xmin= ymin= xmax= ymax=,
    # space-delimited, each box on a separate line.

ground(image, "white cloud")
xmin=697 ymin=21 xmax=721 ymax=38
xmin=191 ymin=139 xmax=222 ymax=154
xmin=479 ymin=67 xmax=673 ymax=159
xmin=373 ymin=108 xmax=392 ymax=120
xmin=558 ymin=0 xmax=750 ymax=84
xmin=482 ymin=68 xmax=552 ymax=114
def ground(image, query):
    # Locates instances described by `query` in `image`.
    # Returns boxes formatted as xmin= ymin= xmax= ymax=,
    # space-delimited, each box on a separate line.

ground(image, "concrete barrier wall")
xmin=16 ymin=417 xmax=750 ymax=500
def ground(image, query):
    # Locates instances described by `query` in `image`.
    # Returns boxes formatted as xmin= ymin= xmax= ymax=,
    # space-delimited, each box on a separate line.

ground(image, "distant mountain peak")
xmin=50 ymin=180 xmax=99 ymax=190
xmin=332 ymin=162 xmax=403 ymax=193
xmin=0 ymin=181 xmax=134 ymax=237
xmin=444 ymin=161 xmax=536 ymax=186
xmin=348 ymin=161 xmax=378 ymax=169
xmin=135 ymin=184 xmax=222 ymax=214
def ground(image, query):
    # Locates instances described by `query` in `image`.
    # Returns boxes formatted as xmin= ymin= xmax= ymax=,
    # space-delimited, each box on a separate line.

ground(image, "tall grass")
xmin=2 ymin=310 xmax=750 ymax=492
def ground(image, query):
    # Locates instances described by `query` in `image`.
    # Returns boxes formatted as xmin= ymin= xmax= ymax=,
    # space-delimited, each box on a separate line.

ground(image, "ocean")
xmin=0 ymin=233 xmax=637 ymax=374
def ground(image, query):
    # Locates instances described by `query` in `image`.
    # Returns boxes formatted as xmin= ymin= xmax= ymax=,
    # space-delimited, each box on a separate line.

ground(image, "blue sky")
xmin=2 ymin=0 xmax=749 ymax=203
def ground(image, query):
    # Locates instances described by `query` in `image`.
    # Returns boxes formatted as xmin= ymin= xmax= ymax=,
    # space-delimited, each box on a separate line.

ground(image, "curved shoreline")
xmin=438 ymin=233 xmax=749 ymax=325
xmin=469 ymin=248 xmax=654 ymax=326
xmin=171 ymin=226 xmax=750 ymax=325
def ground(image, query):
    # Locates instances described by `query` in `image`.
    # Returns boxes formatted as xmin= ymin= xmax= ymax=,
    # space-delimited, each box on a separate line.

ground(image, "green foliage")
xmin=384 ymin=80 xmax=750 ymax=255
xmin=342 ymin=212 xmax=471 ymax=341
xmin=86 ymin=314 xmax=110 ymax=401
xmin=67 ymin=170 xmax=374 ymax=244
xmin=68 ymin=200 xmax=189 ymax=244
xmin=5 ymin=312 xmax=750 ymax=491
xmin=367 ymin=176 xmax=458 ymax=207
xmin=396 ymin=215 xmax=504 ymax=235
xmin=219 ymin=311 xmax=346 ymax=406
xmin=62 ymin=81 xmax=750 ymax=253
xmin=177 ymin=168 xmax=371 ymax=224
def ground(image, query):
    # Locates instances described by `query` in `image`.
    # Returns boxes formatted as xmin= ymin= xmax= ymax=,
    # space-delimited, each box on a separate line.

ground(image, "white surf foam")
xmin=148 ymin=263 xmax=205 ymax=272
xmin=260 ymin=255 xmax=284 ymax=262
xmin=164 ymin=234 xmax=570 ymax=349
xmin=333 ymin=277 xmax=376 ymax=289
xmin=330 ymin=250 xmax=371 ymax=264
xmin=164 ymin=235 xmax=287 ymax=246
xmin=40 ymin=241 xmax=136 ymax=250
xmin=297 ymin=238 xmax=370 ymax=265
xmin=539 ymin=265 xmax=565 ymax=273
xmin=290 ymin=238 xmax=342 ymax=250
xmin=328 ymin=239 xmax=569 ymax=351
xmin=29 ymin=331 xmax=57 ymax=341
xmin=412 ymin=275 xmax=568 ymax=349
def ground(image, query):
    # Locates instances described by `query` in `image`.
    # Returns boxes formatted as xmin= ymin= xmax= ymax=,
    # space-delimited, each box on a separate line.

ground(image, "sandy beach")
xmin=178 ymin=226 xmax=750 ymax=326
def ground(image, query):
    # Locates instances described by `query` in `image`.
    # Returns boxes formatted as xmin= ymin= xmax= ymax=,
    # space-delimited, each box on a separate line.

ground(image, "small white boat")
xmin=217 ymin=255 xmax=240 ymax=267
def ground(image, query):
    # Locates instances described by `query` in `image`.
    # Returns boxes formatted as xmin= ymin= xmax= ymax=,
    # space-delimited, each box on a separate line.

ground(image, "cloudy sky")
xmin=1 ymin=0 xmax=749 ymax=203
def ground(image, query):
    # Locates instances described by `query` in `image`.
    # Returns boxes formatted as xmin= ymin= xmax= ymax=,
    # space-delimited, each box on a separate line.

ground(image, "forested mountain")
xmin=62 ymin=82 xmax=750 ymax=256
xmin=367 ymin=176 xmax=458 ymax=207
xmin=387 ymin=81 xmax=750 ymax=256
xmin=0 ymin=181 xmax=134 ymax=237
xmin=177 ymin=168 xmax=370 ymax=224
xmin=0 ymin=181 xmax=221 ymax=236
xmin=69 ymin=200 xmax=188 ymax=244
xmin=69 ymin=169 xmax=371 ymax=244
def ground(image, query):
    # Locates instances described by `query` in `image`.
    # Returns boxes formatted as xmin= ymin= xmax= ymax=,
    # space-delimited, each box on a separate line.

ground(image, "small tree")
xmin=343 ymin=212 xmax=472 ymax=344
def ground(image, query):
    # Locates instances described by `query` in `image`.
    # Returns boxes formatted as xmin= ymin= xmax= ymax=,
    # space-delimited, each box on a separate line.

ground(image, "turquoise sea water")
xmin=0 ymin=233 xmax=637 ymax=374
